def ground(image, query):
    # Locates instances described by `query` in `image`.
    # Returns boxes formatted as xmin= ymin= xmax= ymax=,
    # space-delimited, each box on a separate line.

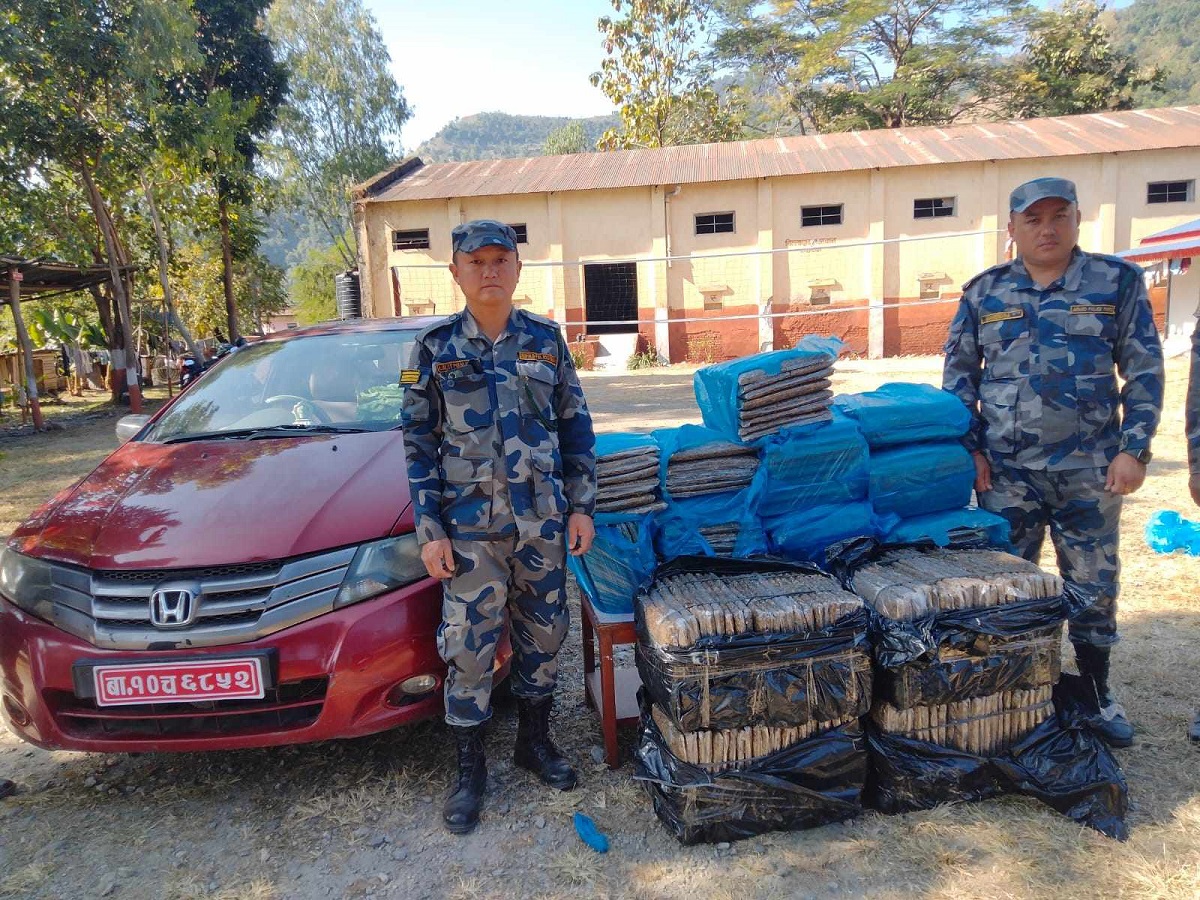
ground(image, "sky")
xmin=361 ymin=0 xmax=618 ymax=151
xmin=363 ymin=0 xmax=1140 ymax=152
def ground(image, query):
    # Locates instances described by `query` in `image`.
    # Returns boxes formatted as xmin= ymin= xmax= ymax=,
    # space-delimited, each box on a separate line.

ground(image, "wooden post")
xmin=7 ymin=268 xmax=45 ymax=430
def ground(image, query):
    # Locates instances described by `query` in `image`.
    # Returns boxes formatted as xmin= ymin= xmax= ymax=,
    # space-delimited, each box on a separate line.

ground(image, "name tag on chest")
xmin=980 ymin=309 xmax=1024 ymax=325
xmin=518 ymin=351 xmax=557 ymax=366
xmin=1069 ymin=304 xmax=1116 ymax=316
xmin=434 ymin=359 xmax=474 ymax=376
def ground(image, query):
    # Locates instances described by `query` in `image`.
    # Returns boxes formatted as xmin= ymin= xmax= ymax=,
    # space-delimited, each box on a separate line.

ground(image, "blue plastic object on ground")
xmin=1145 ymin=509 xmax=1200 ymax=555
xmin=573 ymin=812 xmax=610 ymax=853
xmin=868 ymin=441 xmax=975 ymax=518
xmin=833 ymin=382 xmax=971 ymax=449
xmin=693 ymin=336 xmax=843 ymax=440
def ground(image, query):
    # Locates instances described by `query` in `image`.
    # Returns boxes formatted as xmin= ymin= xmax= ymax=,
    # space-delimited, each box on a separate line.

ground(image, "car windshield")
xmin=142 ymin=329 xmax=418 ymax=443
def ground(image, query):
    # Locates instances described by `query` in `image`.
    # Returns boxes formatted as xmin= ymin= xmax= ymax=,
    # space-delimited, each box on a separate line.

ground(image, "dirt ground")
xmin=0 ymin=356 xmax=1197 ymax=900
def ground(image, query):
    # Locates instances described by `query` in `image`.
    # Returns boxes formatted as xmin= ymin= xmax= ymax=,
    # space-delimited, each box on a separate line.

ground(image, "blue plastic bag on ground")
xmin=568 ymin=518 xmax=657 ymax=616
xmin=765 ymin=501 xmax=891 ymax=565
xmin=693 ymin=336 xmax=843 ymax=441
xmin=869 ymin=441 xmax=975 ymax=518
xmin=1144 ymin=509 xmax=1200 ymax=555
xmin=833 ymin=383 xmax=971 ymax=449
xmin=754 ymin=413 xmax=869 ymax=518
xmin=884 ymin=507 xmax=1011 ymax=549
xmin=653 ymin=489 xmax=768 ymax=560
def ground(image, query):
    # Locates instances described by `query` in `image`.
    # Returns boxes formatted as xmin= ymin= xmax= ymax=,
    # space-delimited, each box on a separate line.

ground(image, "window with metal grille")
xmin=914 ymin=197 xmax=956 ymax=219
xmin=1147 ymin=181 xmax=1194 ymax=203
xmin=508 ymin=223 xmax=528 ymax=244
xmin=801 ymin=205 xmax=843 ymax=227
xmin=695 ymin=212 xmax=735 ymax=235
xmin=391 ymin=229 xmax=430 ymax=250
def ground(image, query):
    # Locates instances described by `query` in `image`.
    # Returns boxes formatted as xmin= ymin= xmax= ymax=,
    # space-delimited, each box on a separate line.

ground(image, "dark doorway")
xmin=584 ymin=263 xmax=638 ymax=334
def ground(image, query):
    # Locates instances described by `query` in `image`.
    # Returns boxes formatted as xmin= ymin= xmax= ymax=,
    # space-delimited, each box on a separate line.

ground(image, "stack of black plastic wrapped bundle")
xmin=833 ymin=539 xmax=1130 ymax=839
xmin=632 ymin=557 xmax=872 ymax=844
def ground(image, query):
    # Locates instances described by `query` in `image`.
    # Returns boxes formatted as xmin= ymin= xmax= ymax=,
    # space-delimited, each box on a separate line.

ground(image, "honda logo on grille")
xmin=149 ymin=582 xmax=200 ymax=628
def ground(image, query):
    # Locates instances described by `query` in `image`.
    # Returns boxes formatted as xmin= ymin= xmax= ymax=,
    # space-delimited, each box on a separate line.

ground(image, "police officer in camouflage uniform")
xmin=943 ymin=177 xmax=1164 ymax=748
xmin=1187 ymin=312 xmax=1200 ymax=743
xmin=401 ymin=220 xmax=597 ymax=834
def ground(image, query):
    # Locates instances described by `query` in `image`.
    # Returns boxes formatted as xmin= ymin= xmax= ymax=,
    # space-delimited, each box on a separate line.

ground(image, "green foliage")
xmin=591 ymin=0 xmax=745 ymax=149
xmin=1110 ymin=0 xmax=1200 ymax=107
xmin=266 ymin=0 xmax=410 ymax=270
xmin=627 ymin=344 xmax=662 ymax=370
xmin=290 ymin=241 xmax=348 ymax=324
xmin=569 ymin=343 xmax=589 ymax=371
xmin=416 ymin=113 xmax=618 ymax=162
xmin=1005 ymin=1 xmax=1162 ymax=118
xmin=543 ymin=122 xmax=592 ymax=155
xmin=710 ymin=0 xmax=1031 ymax=132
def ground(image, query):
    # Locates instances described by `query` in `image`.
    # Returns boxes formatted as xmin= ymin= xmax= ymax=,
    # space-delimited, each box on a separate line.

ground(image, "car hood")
xmin=10 ymin=433 xmax=414 ymax=569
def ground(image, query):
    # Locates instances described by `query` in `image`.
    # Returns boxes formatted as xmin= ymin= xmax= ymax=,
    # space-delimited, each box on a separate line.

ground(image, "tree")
xmin=590 ymin=0 xmax=745 ymax=149
xmin=543 ymin=122 xmax=592 ymax=155
xmin=710 ymin=0 xmax=1031 ymax=133
xmin=1005 ymin=0 xmax=1162 ymax=119
xmin=1110 ymin=0 xmax=1200 ymax=107
xmin=266 ymin=0 xmax=410 ymax=270
xmin=289 ymin=241 xmax=348 ymax=324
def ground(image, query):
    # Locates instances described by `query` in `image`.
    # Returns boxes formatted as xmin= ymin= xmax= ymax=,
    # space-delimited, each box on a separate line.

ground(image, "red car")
xmin=0 ymin=318 xmax=510 ymax=752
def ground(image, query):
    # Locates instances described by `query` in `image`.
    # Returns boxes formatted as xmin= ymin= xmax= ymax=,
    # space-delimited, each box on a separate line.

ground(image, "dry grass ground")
xmin=0 ymin=356 xmax=1196 ymax=899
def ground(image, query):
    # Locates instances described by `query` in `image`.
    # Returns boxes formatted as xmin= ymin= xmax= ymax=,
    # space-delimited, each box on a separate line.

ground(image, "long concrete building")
xmin=354 ymin=106 xmax=1200 ymax=363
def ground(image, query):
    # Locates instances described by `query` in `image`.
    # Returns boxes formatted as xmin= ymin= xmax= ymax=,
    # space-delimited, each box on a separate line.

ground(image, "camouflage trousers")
xmin=439 ymin=523 xmax=569 ymax=726
xmin=979 ymin=460 xmax=1121 ymax=648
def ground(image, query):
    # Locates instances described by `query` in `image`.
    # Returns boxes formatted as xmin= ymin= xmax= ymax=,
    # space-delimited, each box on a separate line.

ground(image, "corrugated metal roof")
xmin=1140 ymin=217 xmax=1200 ymax=243
xmin=364 ymin=106 xmax=1200 ymax=204
xmin=1116 ymin=236 xmax=1200 ymax=264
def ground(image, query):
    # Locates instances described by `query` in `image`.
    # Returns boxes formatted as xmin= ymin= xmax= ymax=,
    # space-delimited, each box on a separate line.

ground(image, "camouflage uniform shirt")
xmin=401 ymin=308 xmax=596 ymax=543
xmin=943 ymin=248 xmax=1164 ymax=470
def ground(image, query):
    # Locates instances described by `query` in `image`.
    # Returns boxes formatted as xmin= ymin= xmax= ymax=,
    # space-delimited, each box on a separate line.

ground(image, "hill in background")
xmin=414 ymin=111 xmax=618 ymax=162
xmin=1110 ymin=0 xmax=1200 ymax=107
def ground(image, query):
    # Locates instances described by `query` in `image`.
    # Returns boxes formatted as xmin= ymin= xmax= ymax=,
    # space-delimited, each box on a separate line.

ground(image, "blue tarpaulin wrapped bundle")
xmin=568 ymin=518 xmax=657 ymax=616
xmin=594 ymin=432 xmax=666 ymax=517
xmin=833 ymin=383 xmax=971 ymax=449
xmin=654 ymin=488 xmax=769 ymax=559
xmin=754 ymin=412 xmax=870 ymax=519
xmin=765 ymin=501 xmax=891 ymax=565
xmin=653 ymin=424 xmax=760 ymax=501
xmin=1144 ymin=510 xmax=1200 ymax=556
xmin=884 ymin=508 xmax=1012 ymax=549
xmin=694 ymin=336 xmax=843 ymax=443
xmin=868 ymin=442 xmax=975 ymax=519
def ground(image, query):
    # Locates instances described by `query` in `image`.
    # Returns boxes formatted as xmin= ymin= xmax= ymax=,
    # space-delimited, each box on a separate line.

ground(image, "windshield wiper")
xmin=160 ymin=424 xmax=370 ymax=444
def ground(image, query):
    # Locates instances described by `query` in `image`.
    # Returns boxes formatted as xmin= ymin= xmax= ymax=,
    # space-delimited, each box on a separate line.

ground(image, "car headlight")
xmin=0 ymin=546 xmax=55 ymax=616
xmin=334 ymin=534 xmax=429 ymax=608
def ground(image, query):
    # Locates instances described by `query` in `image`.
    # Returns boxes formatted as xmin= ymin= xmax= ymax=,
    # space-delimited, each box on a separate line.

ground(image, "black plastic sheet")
xmin=634 ymin=699 xmax=868 ymax=845
xmin=868 ymin=674 xmax=1129 ymax=840
xmin=636 ymin=556 xmax=872 ymax=731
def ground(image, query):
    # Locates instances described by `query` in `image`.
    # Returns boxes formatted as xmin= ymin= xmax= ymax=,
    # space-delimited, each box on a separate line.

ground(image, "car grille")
xmin=49 ymin=678 xmax=329 ymax=739
xmin=43 ymin=546 xmax=360 ymax=651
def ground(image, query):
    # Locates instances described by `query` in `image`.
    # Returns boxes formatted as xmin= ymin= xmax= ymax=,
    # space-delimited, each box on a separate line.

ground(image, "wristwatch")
xmin=1125 ymin=448 xmax=1153 ymax=465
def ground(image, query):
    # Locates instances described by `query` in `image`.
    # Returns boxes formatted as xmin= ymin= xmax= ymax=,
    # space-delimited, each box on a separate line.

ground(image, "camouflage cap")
xmin=452 ymin=219 xmax=518 ymax=255
xmin=1009 ymin=177 xmax=1078 ymax=213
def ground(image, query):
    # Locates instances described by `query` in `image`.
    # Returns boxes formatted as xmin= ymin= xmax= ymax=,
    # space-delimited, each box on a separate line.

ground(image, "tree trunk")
xmin=142 ymin=178 xmax=205 ymax=361
xmin=6 ymin=268 xmax=44 ymax=430
xmin=79 ymin=161 xmax=142 ymax=412
xmin=218 ymin=191 xmax=241 ymax=343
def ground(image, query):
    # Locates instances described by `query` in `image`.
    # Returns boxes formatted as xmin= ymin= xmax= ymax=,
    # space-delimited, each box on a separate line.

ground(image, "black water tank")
xmin=335 ymin=270 xmax=362 ymax=319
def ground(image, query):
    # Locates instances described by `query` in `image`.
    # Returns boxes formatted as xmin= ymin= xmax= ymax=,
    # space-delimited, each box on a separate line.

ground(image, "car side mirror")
xmin=115 ymin=414 xmax=151 ymax=444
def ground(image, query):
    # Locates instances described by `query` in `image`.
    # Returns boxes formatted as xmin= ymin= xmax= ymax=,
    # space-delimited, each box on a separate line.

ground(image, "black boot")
xmin=443 ymin=724 xmax=487 ymax=834
xmin=514 ymin=697 xmax=577 ymax=791
xmin=1190 ymin=712 xmax=1200 ymax=744
xmin=1074 ymin=643 xmax=1135 ymax=748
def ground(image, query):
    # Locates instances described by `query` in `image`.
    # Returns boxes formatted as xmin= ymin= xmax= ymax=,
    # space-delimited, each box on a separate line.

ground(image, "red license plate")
xmin=92 ymin=658 xmax=265 ymax=706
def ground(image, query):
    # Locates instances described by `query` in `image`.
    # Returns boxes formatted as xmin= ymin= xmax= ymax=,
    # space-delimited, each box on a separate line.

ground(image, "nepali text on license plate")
xmin=92 ymin=658 xmax=265 ymax=706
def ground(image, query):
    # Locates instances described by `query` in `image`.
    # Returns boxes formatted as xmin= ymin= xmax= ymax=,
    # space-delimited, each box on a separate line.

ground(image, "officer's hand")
xmin=1106 ymin=453 xmax=1147 ymax=495
xmin=971 ymin=452 xmax=992 ymax=493
xmin=1189 ymin=473 xmax=1200 ymax=507
xmin=567 ymin=513 xmax=595 ymax=556
xmin=420 ymin=538 xmax=456 ymax=580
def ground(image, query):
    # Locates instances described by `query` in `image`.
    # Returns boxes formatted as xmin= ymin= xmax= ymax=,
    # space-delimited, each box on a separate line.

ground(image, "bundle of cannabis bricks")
xmin=594 ymin=435 xmax=666 ymax=516
xmin=845 ymin=546 xmax=1066 ymax=756
xmin=633 ymin=559 xmax=871 ymax=843
xmin=731 ymin=355 xmax=836 ymax=442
